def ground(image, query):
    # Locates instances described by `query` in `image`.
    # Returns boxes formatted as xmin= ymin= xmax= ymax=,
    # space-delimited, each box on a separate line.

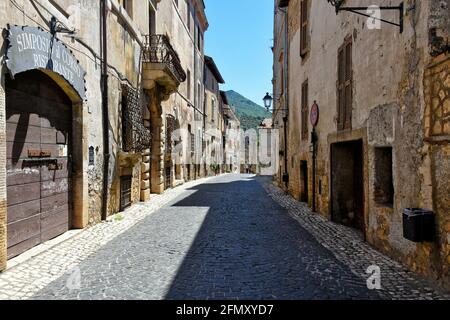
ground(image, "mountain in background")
xmin=225 ymin=90 xmax=272 ymax=131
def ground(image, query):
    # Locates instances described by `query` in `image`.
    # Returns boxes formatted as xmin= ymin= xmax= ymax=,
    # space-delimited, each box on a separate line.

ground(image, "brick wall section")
xmin=0 ymin=72 xmax=6 ymax=272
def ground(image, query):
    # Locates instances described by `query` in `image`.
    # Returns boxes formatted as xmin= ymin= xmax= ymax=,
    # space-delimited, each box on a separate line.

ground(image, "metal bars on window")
xmin=122 ymin=85 xmax=151 ymax=153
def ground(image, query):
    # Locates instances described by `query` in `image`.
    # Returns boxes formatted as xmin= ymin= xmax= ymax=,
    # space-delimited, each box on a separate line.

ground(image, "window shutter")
xmin=337 ymin=46 xmax=345 ymax=131
xmin=300 ymin=0 xmax=308 ymax=56
xmin=344 ymin=41 xmax=352 ymax=130
xmin=301 ymin=80 xmax=308 ymax=140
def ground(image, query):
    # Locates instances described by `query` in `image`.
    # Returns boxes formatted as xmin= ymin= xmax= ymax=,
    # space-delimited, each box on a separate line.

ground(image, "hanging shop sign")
xmin=5 ymin=25 xmax=86 ymax=100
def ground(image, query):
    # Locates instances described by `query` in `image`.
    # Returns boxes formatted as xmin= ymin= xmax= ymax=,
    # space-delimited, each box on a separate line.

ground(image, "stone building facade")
xmin=0 ymin=0 xmax=237 ymax=273
xmin=204 ymin=55 xmax=225 ymax=175
xmin=272 ymin=1 xmax=289 ymax=189
xmin=223 ymin=96 xmax=241 ymax=174
xmin=273 ymin=0 xmax=450 ymax=289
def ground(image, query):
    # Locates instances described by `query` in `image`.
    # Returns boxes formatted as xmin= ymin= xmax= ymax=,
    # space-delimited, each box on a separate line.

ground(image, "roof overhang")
xmin=278 ymin=0 xmax=290 ymax=8
xmin=205 ymin=56 xmax=225 ymax=84
xmin=220 ymin=91 xmax=229 ymax=105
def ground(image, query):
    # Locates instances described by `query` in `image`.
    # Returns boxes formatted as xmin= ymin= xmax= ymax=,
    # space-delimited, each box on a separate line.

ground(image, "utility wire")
xmin=8 ymin=0 xmax=133 ymax=87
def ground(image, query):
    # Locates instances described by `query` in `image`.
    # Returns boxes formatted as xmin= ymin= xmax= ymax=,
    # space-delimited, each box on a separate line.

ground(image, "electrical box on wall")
xmin=403 ymin=208 xmax=435 ymax=243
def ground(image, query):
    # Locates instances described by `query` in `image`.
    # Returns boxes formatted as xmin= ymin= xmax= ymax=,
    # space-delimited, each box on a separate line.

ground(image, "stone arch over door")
xmin=1 ymin=69 xmax=87 ymax=263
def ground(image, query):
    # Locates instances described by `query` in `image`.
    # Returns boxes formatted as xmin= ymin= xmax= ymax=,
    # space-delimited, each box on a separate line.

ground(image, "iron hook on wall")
xmin=327 ymin=1 xmax=404 ymax=33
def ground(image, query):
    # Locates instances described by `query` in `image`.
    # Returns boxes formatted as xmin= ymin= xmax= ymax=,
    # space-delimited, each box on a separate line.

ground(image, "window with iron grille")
xmin=337 ymin=37 xmax=353 ymax=131
xmin=300 ymin=0 xmax=309 ymax=57
xmin=301 ymin=80 xmax=309 ymax=140
xmin=121 ymin=85 xmax=151 ymax=153
xmin=190 ymin=133 xmax=195 ymax=153
xmin=120 ymin=176 xmax=132 ymax=211
xmin=166 ymin=115 xmax=176 ymax=156
xmin=165 ymin=166 xmax=172 ymax=190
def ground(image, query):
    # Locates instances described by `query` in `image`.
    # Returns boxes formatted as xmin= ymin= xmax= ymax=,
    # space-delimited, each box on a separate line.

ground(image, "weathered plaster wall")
xmin=0 ymin=0 xmax=102 ymax=265
xmin=281 ymin=0 xmax=449 ymax=287
xmin=0 ymin=59 xmax=6 ymax=272
xmin=0 ymin=0 xmax=155 ymax=267
xmin=157 ymin=0 xmax=206 ymax=184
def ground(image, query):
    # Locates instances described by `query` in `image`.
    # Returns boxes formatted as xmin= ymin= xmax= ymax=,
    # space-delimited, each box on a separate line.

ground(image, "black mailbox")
xmin=282 ymin=173 xmax=289 ymax=183
xmin=403 ymin=208 xmax=435 ymax=243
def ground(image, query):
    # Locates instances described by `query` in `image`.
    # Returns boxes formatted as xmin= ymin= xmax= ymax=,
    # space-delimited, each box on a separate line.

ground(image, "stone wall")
xmin=0 ymin=0 xmax=154 ymax=268
xmin=277 ymin=0 xmax=450 ymax=288
xmin=0 ymin=65 xmax=6 ymax=271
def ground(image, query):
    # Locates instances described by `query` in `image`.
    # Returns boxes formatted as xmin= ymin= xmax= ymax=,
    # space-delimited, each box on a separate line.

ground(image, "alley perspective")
xmin=0 ymin=0 xmax=449 ymax=303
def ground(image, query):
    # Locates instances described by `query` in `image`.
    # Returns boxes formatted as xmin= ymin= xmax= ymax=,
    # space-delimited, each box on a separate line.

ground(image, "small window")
xmin=186 ymin=69 xmax=191 ymax=100
xmin=301 ymin=80 xmax=309 ymax=140
xmin=149 ymin=6 xmax=156 ymax=35
xmin=197 ymin=25 xmax=202 ymax=50
xmin=211 ymin=98 xmax=216 ymax=122
xmin=337 ymin=36 xmax=353 ymax=131
xmin=120 ymin=176 xmax=132 ymax=211
xmin=122 ymin=0 xmax=133 ymax=18
xmin=190 ymin=133 xmax=195 ymax=153
xmin=197 ymin=83 xmax=201 ymax=108
xmin=300 ymin=0 xmax=309 ymax=56
xmin=186 ymin=1 xmax=191 ymax=31
xmin=374 ymin=147 xmax=394 ymax=206
xmin=121 ymin=92 xmax=130 ymax=152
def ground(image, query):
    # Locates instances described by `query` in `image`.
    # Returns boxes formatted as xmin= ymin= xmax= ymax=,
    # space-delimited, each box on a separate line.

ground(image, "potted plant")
xmin=210 ymin=163 xmax=220 ymax=176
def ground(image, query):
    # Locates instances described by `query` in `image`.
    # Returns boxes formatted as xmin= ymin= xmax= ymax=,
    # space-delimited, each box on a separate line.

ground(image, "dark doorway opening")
xmin=374 ymin=147 xmax=394 ymax=206
xmin=300 ymin=161 xmax=308 ymax=203
xmin=331 ymin=140 xmax=365 ymax=231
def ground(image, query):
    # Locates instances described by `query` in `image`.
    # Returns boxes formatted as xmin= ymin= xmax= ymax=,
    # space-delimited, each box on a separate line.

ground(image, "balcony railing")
xmin=143 ymin=34 xmax=187 ymax=83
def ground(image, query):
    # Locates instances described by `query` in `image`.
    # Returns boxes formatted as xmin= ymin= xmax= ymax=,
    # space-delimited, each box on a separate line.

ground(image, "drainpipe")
xmin=192 ymin=3 xmax=197 ymax=177
xmin=279 ymin=6 xmax=289 ymax=189
xmin=312 ymin=128 xmax=317 ymax=212
xmin=101 ymin=0 xmax=110 ymax=221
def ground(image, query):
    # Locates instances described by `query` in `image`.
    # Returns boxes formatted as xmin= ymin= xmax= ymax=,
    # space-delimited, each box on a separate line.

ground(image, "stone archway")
xmin=2 ymin=69 xmax=87 ymax=260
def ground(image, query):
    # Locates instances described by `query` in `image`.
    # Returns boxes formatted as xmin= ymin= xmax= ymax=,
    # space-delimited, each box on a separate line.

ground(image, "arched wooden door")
xmin=6 ymin=70 xmax=72 ymax=259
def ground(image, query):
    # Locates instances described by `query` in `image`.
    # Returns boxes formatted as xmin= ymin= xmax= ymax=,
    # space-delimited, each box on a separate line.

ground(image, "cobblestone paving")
xmin=0 ymin=177 xmax=215 ymax=300
xmin=32 ymin=174 xmax=377 ymax=300
xmin=261 ymin=177 xmax=450 ymax=300
xmin=0 ymin=174 xmax=447 ymax=300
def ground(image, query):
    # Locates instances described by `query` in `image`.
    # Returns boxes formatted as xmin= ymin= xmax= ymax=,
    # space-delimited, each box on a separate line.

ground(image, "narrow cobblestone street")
xmin=0 ymin=174 xmax=448 ymax=300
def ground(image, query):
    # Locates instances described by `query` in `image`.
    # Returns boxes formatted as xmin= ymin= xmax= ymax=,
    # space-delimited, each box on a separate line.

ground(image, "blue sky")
xmin=204 ymin=0 xmax=274 ymax=105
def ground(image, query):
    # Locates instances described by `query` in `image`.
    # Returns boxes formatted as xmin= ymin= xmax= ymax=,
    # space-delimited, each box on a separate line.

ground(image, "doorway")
xmin=6 ymin=71 xmax=73 ymax=259
xmin=331 ymin=140 xmax=365 ymax=231
xmin=300 ymin=161 xmax=308 ymax=203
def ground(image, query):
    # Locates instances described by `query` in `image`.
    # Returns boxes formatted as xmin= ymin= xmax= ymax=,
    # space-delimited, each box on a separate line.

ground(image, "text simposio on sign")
xmin=6 ymin=25 xmax=86 ymax=100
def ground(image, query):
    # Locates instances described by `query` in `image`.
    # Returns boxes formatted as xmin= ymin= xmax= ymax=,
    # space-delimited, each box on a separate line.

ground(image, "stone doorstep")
xmin=6 ymin=229 xmax=84 ymax=271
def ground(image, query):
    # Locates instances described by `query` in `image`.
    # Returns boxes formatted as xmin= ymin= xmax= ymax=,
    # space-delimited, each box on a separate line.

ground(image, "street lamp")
xmin=263 ymin=92 xmax=273 ymax=112
xmin=263 ymin=92 xmax=289 ymax=186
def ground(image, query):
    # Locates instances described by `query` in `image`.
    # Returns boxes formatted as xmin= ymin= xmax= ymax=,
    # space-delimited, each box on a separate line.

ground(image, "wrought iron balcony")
xmin=142 ymin=35 xmax=186 ymax=96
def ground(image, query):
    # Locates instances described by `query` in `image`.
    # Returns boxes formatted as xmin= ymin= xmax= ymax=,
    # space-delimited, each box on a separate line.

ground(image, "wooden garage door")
xmin=6 ymin=71 xmax=72 ymax=259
